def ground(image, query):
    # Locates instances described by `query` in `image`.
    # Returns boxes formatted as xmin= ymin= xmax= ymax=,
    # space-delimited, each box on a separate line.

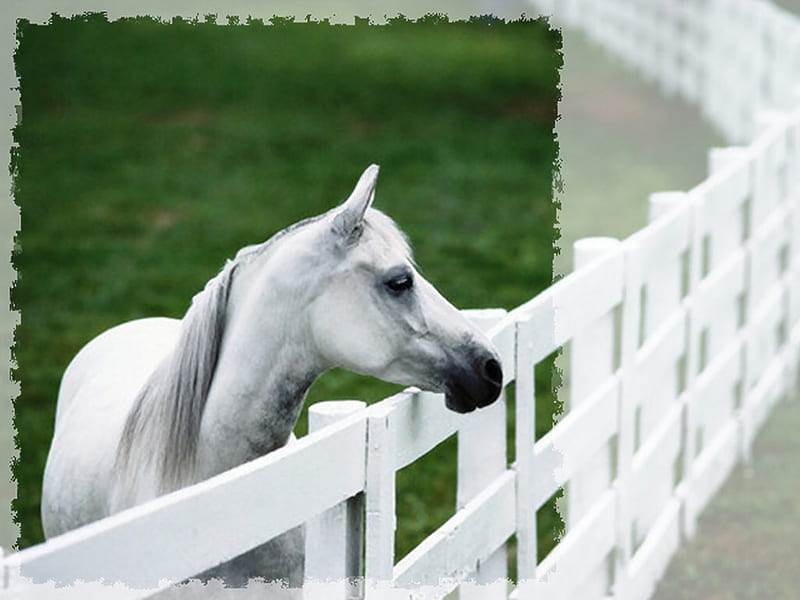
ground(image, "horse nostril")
xmin=483 ymin=358 xmax=503 ymax=386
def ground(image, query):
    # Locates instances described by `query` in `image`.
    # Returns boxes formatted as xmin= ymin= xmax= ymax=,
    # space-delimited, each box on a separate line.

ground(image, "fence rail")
xmin=4 ymin=0 xmax=800 ymax=598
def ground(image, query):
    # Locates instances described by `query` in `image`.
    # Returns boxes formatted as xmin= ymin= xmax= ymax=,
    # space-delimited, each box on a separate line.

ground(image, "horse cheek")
xmin=310 ymin=300 xmax=393 ymax=375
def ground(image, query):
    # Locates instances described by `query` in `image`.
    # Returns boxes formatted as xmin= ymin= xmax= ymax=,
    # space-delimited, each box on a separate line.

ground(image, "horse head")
xmin=302 ymin=164 xmax=503 ymax=413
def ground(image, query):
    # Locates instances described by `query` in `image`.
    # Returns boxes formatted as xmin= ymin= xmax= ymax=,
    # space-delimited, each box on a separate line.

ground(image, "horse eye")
xmin=385 ymin=273 xmax=413 ymax=294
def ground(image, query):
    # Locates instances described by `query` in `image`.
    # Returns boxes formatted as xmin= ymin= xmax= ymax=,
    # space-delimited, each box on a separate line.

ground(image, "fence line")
xmin=3 ymin=1 xmax=800 ymax=598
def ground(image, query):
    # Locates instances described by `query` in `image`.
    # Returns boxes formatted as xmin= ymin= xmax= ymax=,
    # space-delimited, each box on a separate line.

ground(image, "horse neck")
xmin=194 ymin=262 xmax=325 ymax=481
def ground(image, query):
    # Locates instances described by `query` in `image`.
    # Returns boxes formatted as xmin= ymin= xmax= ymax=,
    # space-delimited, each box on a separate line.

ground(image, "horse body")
xmin=41 ymin=165 xmax=503 ymax=589
xmin=43 ymin=317 xmax=181 ymax=535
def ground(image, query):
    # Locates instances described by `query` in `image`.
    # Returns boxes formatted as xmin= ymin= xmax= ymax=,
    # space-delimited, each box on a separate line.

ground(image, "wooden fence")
xmin=3 ymin=0 xmax=800 ymax=598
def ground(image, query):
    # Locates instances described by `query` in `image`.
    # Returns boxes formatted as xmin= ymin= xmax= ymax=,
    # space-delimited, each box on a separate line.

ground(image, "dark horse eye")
xmin=385 ymin=272 xmax=413 ymax=294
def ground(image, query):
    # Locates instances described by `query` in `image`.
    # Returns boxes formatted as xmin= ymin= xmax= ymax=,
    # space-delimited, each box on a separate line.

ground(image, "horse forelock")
xmin=361 ymin=209 xmax=414 ymax=263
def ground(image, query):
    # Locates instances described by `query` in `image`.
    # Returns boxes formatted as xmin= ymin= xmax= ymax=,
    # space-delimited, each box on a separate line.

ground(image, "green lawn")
xmin=12 ymin=13 xmax=561 ymax=567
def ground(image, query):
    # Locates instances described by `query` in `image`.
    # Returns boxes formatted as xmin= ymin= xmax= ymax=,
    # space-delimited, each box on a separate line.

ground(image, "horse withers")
xmin=41 ymin=164 xmax=503 ymax=589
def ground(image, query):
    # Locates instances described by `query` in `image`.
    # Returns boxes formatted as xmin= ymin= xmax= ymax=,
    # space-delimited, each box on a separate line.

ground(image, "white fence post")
xmin=305 ymin=400 xmax=367 ymax=600
xmin=364 ymin=403 xmax=395 ymax=599
xmin=708 ymin=146 xmax=757 ymax=469
xmin=743 ymin=130 xmax=774 ymax=463
xmin=647 ymin=192 xmax=700 ymax=545
xmin=614 ymin=223 xmax=643 ymax=599
xmin=787 ymin=104 xmax=800 ymax=395
xmin=514 ymin=315 xmax=537 ymax=585
xmin=458 ymin=309 xmax=508 ymax=600
xmin=569 ymin=236 xmax=621 ymax=598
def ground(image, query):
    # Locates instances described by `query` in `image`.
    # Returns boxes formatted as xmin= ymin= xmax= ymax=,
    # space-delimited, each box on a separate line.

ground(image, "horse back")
xmin=54 ymin=317 xmax=181 ymax=427
xmin=42 ymin=317 xmax=182 ymax=537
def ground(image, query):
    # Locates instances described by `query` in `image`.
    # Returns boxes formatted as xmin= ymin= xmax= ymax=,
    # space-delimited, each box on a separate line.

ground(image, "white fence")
xmin=4 ymin=0 xmax=800 ymax=598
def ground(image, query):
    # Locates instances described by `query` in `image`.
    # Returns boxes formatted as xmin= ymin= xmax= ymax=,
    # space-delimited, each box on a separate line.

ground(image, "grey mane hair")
xmin=113 ymin=215 xmax=322 ymax=496
xmin=113 ymin=207 xmax=411 ymax=501
xmin=114 ymin=256 xmax=239 ymax=497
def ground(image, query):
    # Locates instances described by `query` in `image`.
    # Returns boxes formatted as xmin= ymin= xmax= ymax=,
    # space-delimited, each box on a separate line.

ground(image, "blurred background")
xmin=9 ymin=11 xmax=561 ymax=568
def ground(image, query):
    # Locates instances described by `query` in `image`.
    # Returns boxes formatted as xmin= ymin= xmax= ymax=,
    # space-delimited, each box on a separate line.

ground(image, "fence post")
xmin=648 ymin=191 xmax=703 ymax=547
xmin=458 ymin=309 xmax=508 ymax=600
xmin=514 ymin=315 xmax=537 ymax=588
xmin=715 ymin=144 xmax=762 ymax=466
xmin=570 ymin=236 xmax=621 ymax=598
xmin=612 ymin=223 xmax=644 ymax=599
xmin=759 ymin=110 xmax=798 ymax=401
xmin=787 ymin=103 xmax=800 ymax=396
xmin=305 ymin=400 xmax=367 ymax=600
xmin=364 ymin=403 xmax=395 ymax=600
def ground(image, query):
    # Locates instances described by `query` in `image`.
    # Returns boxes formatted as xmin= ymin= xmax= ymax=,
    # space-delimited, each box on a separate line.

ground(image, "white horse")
xmin=41 ymin=164 xmax=503 ymax=588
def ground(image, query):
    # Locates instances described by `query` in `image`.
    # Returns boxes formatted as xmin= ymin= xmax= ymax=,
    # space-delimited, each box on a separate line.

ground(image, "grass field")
xmin=12 ymin=13 xmax=561 ymax=568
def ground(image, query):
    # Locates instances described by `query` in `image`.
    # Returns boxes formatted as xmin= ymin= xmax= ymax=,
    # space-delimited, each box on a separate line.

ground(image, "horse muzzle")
xmin=444 ymin=347 xmax=503 ymax=414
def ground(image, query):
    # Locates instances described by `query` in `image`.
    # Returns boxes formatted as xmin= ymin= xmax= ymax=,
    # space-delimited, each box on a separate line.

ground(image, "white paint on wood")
xmin=630 ymin=404 xmax=683 ymax=545
xmin=393 ymin=471 xmax=515 ymax=589
xmin=683 ymin=419 xmax=739 ymax=524
xmin=514 ymin=240 xmax=623 ymax=354
xmin=486 ymin=315 xmax=518 ymax=386
xmin=531 ymin=375 xmax=619 ymax=511
xmin=511 ymin=292 xmax=557 ymax=366
xmin=7 ymin=412 xmax=367 ymax=593
xmin=364 ymin=404 xmax=396 ymax=591
xmin=692 ymin=339 xmax=742 ymax=443
xmin=305 ymin=400 xmax=366 ymax=598
xmin=530 ymin=490 xmax=616 ymax=597
xmin=566 ymin=237 xmax=621 ymax=598
xmin=383 ymin=390 xmax=461 ymax=472
xmin=514 ymin=316 xmax=538 ymax=581
xmin=635 ymin=195 xmax=692 ymax=276
xmin=459 ymin=309 xmax=509 ymax=599
xmin=630 ymin=309 xmax=686 ymax=440
xmin=741 ymin=355 xmax=787 ymax=454
xmin=625 ymin=499 xmax=682 ymax=600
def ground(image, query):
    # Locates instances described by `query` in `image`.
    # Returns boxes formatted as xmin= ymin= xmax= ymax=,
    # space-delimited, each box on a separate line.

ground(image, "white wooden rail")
xmin=3 ymin=1 xmax=800 ymax=598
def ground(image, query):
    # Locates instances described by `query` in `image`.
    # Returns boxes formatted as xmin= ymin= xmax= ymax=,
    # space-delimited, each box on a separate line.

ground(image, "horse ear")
xmin=332 ymin=164 xmax=379 ymax=242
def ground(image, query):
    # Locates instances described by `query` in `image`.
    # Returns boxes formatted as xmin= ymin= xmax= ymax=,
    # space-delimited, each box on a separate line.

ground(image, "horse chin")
xmin=444 ymin=382 xmax=479 ymax=414
xmin=444 ymin=392 xmax=476 ymax=415
xmin=443 ymin=352 xmax=503 ymax=414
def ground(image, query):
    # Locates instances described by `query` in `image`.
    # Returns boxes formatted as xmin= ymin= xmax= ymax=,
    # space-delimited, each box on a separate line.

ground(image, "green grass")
xmin=12 ymin=13 xmax=562 ymax=568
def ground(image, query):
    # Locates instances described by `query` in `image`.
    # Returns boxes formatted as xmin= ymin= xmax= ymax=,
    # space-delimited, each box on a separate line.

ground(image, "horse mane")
xmin=114 ymin=257 xmax=238 ymax=498
xmin=113 ymin=208 xmax=410 ymax=502
xmin=113 ymin=213 xmax=322 ymax=496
